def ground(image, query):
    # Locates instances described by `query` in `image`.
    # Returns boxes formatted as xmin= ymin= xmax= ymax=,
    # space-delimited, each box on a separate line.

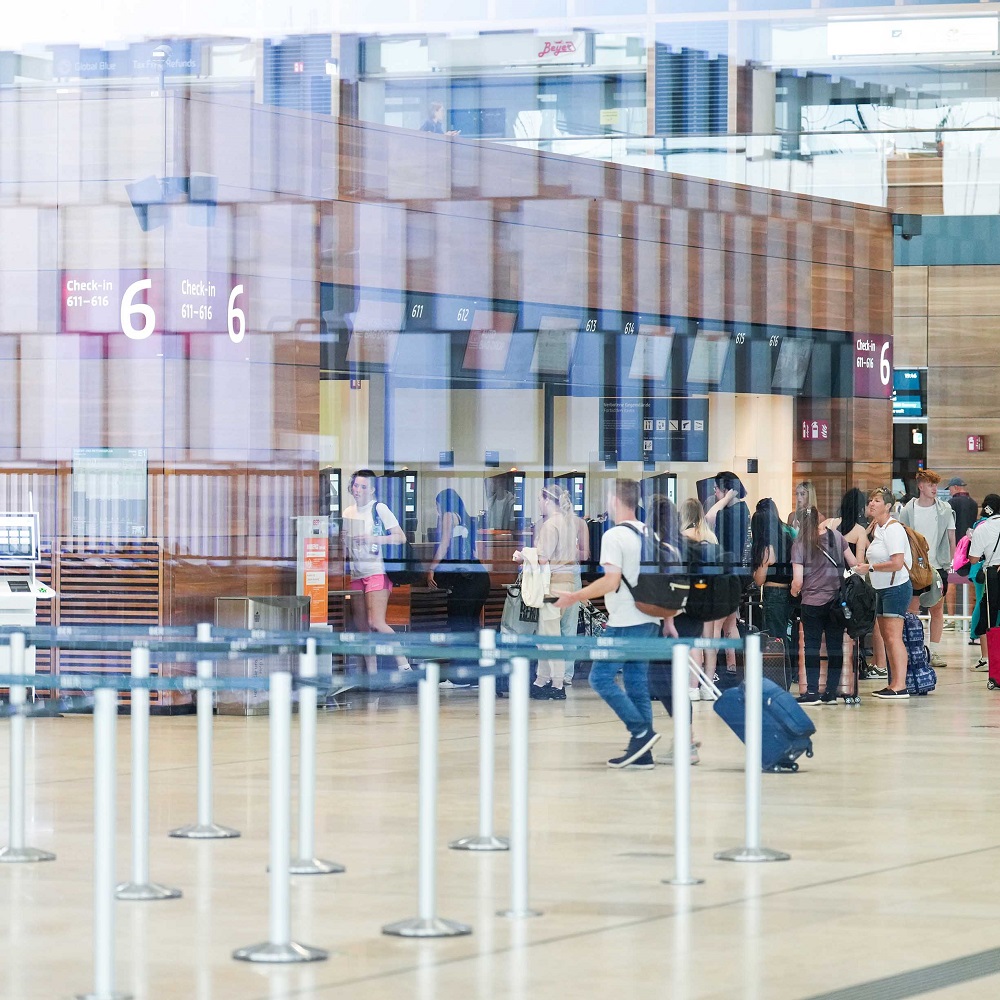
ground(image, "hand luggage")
xmin=986 ymin=627 xmax=1000 ymax=691
xmin=712 ymin=677 xmax=816 ymax=772
xmin=691 ymin=663 xmax=815 ymax=772
xmin=734 ymin=624 xmax=792 ymax=690
xmin=902 ymin=611 xmax=936 ymax=695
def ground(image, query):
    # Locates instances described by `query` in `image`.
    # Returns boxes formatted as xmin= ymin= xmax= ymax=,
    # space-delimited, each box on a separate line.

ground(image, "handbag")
xmin=501 ymin=573 xmax=539 ymax=635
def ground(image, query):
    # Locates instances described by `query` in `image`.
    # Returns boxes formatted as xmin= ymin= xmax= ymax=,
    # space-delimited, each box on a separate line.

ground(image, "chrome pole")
xmin=76 ymin=686 xmax=131 ymax=1000
xmin=450 ymin=629 xmax=508 ymax=852
xmin=117 ymin=645 xmax=182 ymax=900
xmin=169 ymin=623 xmax=239 ymax=839
xmin=290 ymin=637 xmax=344 ymax=874
xmin=0 ymin=632 xmax=55 ymax=864
xmin=498 ymin=656 xmax=540 ymax=918
xmin=716 ymin=633 xmax=790 ymax=864
xmin=234 ymin=671 xmax=327 ymax=962
xmin=384 ymin=662 xmax=472 ymax=937
xmin=665 ymin=643 xmax=703 ymax=886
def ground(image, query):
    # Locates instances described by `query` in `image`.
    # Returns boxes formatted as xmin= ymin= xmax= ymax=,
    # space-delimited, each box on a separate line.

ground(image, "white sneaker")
xmin=698 ymin=683 xmax=717 ymax=702
xmin=655 ymin=743 xmax=700 ymax=766
xmin=688 ymin=687 xmax=700 ymax=702
xmin=930 ymin=652 xmax=947 ymax=668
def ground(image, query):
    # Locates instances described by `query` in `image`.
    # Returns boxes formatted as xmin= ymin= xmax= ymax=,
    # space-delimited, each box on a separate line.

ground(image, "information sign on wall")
xmin=601 ymin=397 xmax=709 ymax=463
xmin=853 ymin=334 xmax=892 ymax=399
xmin=71 ymin=448 xmax=148 ymax=538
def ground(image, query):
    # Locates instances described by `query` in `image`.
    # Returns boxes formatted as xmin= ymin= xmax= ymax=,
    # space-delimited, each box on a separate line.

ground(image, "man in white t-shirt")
xmin=341 ymin=469 xmax=409 ymax=674
xmin=897 ymin=469 xmax=956 ymax=668
xmin=555 ymin=478 xmax=662 ymax=768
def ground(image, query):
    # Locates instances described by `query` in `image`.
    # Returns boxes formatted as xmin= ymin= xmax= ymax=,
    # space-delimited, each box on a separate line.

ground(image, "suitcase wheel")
xmin=988 ymin=678 xmax=997 ymax=691
xmin=805 ymin=748 xmax=813 ymax=758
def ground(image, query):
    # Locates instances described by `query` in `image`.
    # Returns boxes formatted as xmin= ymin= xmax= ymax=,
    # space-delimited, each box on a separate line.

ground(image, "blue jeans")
xmin=588 ymin=621 xmax=660 ymax=737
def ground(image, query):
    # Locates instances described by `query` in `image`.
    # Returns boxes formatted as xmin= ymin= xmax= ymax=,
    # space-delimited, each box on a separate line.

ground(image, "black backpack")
xmin=681 ymin=538 xmax=743 ymax=622
xmin=618 ymin=523 xmax=690 ymax=618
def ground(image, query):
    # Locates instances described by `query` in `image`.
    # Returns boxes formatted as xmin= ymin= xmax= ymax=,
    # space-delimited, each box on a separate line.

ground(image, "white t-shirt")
xmin=600 ymin=521 xmax=661 ymax=627
xmin=970 ymin=516 xmax=1000 ymax=567
xmin=867 ymin=520 xmax=910 ymax=590
xmin=343 ymin=500 xmax=400 ymax=580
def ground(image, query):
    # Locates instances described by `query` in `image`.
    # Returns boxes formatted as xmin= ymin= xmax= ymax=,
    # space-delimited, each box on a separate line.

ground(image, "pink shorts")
xmin=350 ymin=574 xmax=393 ymax=594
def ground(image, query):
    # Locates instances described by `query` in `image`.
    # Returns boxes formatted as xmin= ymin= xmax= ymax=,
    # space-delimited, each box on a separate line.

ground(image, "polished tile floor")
xmin=4 ymin=630 xmax=1000 ymax=999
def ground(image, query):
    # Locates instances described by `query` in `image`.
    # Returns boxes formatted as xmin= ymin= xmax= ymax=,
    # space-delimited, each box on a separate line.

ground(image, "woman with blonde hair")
xmin=525 ymin=483 xmax=588 ymax=699
xmin=787 ymin=480 xmax=820 ymax=534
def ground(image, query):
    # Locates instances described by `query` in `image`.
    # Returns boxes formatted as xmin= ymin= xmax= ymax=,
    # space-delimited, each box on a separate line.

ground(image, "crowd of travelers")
xmin=340 ymin=467 xmax=991 ymax=768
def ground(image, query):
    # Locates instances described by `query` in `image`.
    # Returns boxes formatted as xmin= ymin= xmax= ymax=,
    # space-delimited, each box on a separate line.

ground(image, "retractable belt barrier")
xmin=0 ymin=626 xmax=786 ymax=994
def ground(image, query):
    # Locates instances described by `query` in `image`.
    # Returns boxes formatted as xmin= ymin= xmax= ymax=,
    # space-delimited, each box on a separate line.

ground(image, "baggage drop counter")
xmin=214 ymin=596 xmax=310 ymax=715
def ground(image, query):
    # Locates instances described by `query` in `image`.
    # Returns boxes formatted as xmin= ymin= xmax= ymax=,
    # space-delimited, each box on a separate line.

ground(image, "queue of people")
xmin=340 ymin=466 xmax=982 ymax=748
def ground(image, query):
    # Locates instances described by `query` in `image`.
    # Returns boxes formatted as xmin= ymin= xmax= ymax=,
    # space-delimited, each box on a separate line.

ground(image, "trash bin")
xmin=215 ymin=596 xmax=310 ymax=715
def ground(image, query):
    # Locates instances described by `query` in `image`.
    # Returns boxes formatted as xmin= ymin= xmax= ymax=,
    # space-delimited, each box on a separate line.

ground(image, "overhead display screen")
xmin=531 ymin=315 xmax=580 ymax=375
xmin=462 ymin=310 xmax=516 ymax=372
xmin=346 ymin=298 xmax=405 ymax=366
xmin=628 ymin=324 xmax=674 ymax=381
xmin=318 ymin=282 xmax=864 ymax=401
xmin=771 ymin=339 xmax=814 ymax=391
xmin=687 ymin=328 xmax=732 ymax=385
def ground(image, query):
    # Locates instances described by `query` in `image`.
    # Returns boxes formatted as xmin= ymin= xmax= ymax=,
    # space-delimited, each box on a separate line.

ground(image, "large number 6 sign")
xmin=120 ymin=279 xmax=155 ymax=340
xmin=228 ymin=285 xmax=246 ymax=344
xmin=879 ymin=341 xmax=891 ymax=386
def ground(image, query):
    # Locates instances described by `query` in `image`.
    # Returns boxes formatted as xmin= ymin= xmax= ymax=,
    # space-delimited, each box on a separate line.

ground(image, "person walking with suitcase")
xmin=968 ymin=494 xmax=1000 ymax=669
xmin=790 ymin=507 xmax=858 ymax=705
xmin=856 ymin=487 xmax=913 ymax=700
xmin=554 ymin=478 xmax=662 ymax=768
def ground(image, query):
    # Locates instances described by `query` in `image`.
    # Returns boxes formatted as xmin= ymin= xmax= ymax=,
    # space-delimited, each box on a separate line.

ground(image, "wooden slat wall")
xmin=54 ymin=539 xmax=163 ymax=706
xmin=895 ymin=264 xmax=1000 ymax=496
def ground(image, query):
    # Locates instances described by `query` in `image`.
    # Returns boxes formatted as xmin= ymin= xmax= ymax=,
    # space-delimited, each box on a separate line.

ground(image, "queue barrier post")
xmin=116 ymin=645 xmax=182 ymax=901
xmin=0 ymin=631 xmax=56 ymax=864
xmin=234 ymin=671 xmax=328 ymax=963
xmin=384 ymin=661 xmax=472 ymax=938
xmin=498 ymin=655 xmax=540 ymax=919
xmin=76 ymin=686 xmax=131 ymax=1000
xmin=715 ymin=633 xmax=790 ymax=864
xmin=665 ymin=643 xmax=703 ymax=887
xmin=169 ymin=623 xmax=240 ymax=840
xmin=450 ymin=629 xmax=509 ymax=852
xmin=290 ymin=637 xmax=344 ymax=875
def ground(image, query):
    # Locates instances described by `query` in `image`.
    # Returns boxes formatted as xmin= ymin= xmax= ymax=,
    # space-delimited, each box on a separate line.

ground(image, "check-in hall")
xmin=14 ymin=90 xmax=996 ymax=1000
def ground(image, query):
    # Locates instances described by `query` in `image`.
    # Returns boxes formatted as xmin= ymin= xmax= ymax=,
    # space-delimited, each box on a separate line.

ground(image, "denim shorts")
xmin=875 ymin=580 xmax=912 ymax=619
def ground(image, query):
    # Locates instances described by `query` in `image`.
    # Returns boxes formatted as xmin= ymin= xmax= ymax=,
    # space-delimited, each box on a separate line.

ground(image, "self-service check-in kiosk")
xmin=0 ymin=510 xmax=56 ymax=685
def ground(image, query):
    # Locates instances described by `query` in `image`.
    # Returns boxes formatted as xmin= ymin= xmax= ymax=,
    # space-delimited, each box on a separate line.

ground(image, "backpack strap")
xmin=616 ymin=522 xmax=644 ymax=592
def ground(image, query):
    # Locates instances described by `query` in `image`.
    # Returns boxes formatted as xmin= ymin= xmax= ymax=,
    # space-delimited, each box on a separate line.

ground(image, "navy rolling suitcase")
xmin=712 ymin=677 xmax=816 ymax=772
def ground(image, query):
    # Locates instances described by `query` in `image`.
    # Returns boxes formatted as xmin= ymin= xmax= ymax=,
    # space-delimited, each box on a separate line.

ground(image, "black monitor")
xmin=892 ymin=368 xmax=925 ymax=418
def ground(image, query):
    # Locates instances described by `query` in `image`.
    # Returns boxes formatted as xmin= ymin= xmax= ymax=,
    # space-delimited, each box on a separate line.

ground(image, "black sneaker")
xmin=548 ymin=686 xmax=567 ymax=701
xmin=796 ymin=693 xmax=821 ymax=706
xmin=530 ymin=683 xmax=552 ymax=700
xmin=624 ymin=751 xmax=655 ymax=770
xmin=871 ymin=687 xmax=910 ymax=700
xmin=607 ymin=729 xmax=661 ymax=768
xmin=819 ymin=694 xmax=839 ymax=706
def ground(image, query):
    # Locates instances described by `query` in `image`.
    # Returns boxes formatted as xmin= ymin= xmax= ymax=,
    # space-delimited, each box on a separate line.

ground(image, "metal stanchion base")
xmin=289 ymin=856 xmax=346 ymax=875
xmin=496 ymin=908 xmax=542 ymax=919
xmin=714 ymin=846 xmax=790 ymax=863
xmin=664 ymin=876 xmax=705 ymax=886
xmin=0 ymin=846 xmax=56 ymax=863
xmin=232 ymin=941 xmax=328 ymax=963
xmin=75 ymin=991 xmax=132 ymax=999
xmin=382 ymin=916 xmax=472 ymax=938
xmin=168 ymin=823 xmax=241 ymax=840
xmin=449 ymin=834 xmax=509 ymax=852
xmin=115 ymin=881 xmax=183 ymax=900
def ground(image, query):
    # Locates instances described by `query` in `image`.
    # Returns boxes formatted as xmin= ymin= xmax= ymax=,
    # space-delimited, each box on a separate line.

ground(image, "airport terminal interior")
xmin=4 ymin=1 xmax=1000 ymax=998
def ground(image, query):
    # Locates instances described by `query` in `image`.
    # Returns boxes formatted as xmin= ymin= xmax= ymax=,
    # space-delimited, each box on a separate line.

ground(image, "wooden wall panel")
xmin=894 ymin=266 xmax=927 ymax=317
xmin=892 ymin=316 xmax=928 ymax=367
xmin=928 ymin=265 xmax=1000 ymax=316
